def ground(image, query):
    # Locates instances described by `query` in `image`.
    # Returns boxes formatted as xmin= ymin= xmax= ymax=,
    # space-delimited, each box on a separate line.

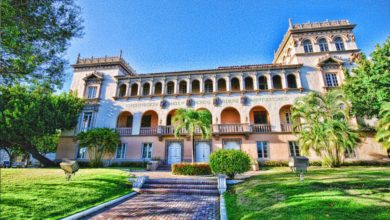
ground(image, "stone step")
xmin=139 ymin=188 xmax=219 ymax=196
xmin=143 ymin=183 xmax=217 ymax=190
xmin=145 ymin=178 xmax=217 ymax=185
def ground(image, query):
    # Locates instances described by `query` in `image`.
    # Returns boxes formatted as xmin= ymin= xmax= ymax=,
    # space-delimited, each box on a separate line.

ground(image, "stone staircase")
xmin=140 ymin=178 xmax=219 ymax=196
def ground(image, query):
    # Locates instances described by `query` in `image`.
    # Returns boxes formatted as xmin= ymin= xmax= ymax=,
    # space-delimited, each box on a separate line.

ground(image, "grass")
xmin=0 ymin=168 xmax=133 ymax=220
xmin=225 ymin=166 xmax=390 ymax=220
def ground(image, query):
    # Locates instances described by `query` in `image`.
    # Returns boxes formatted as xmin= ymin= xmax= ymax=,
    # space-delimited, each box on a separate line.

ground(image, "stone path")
xmin=88 ymin=193 xmax=219 ymax=220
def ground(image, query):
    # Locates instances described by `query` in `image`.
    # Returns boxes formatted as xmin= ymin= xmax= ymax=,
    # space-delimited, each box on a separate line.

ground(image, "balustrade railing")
xmin=251 ymin=124 xmax=272 ymax=133
xmin=140 ymin=127 xmax=158 ymax=135
xmin=116 ymin=127 xmax=132 ymax=136
xmin=159 ymin=125 xmax=187 ymax=135
xmin=281 ymin=124 xmax=292 ymax=132
xmin=216 ymin=124 xmax=246 ymax=133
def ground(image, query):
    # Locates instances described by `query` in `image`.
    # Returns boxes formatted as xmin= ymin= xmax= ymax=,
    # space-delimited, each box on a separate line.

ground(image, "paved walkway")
xmin=88 ymin=193 xmax=219 ymax=220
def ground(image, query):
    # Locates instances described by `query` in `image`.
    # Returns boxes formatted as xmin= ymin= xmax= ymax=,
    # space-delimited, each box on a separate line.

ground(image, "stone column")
xmin=137 ymin=82 xmax=142 ymax=96
xmin=253 ymin=75 xmax=259 ymax=90
xmin=226 ymin=77 xmax=231 ymax=92
xmin=239 ymin=76 xmax=244 ymax=91
xmin=267 ymin=72 xmax=273 ymax=89
xmin=295 ymin=71 xmax=302 ymax=88
xmin=281 ymin=71 xmax=287 ymax=89
xmin=132 ymin=112 xmax=142 ymax=135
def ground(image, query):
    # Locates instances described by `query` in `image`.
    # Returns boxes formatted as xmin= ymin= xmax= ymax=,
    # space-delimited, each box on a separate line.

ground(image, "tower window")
xmin=334 ymin=37 xmax=345 ymax=51
xmin=318 ymin=38 xmax=329 ymax=52
xmin=325 ymin=73 xmax=339 ymax=87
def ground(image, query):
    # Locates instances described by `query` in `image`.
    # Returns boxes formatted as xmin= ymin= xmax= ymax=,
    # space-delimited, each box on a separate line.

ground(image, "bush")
xmin=262 ymin=160 xmax=289 ymax=167
xmin=110 ymin=161 xmax=147 ymax=168
xmin=209 ymin=150 xmax=251 ymax=179
xmin=309 ymin=161 xmax=322 ymax=166
xmin=342 ymin=160 xmax=390 ymax=166
xmin=172 ymin=163 xmax=212 ymax=175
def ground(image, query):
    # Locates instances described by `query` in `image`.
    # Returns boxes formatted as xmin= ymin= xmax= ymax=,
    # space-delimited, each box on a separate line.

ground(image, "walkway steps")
xmin=140 ymin=178 xmax=219 ymax=196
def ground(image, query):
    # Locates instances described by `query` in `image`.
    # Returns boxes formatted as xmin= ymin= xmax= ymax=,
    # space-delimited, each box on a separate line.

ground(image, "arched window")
xmin=303 ymin=39 xmax=313 ymax=53
xmin=318 ymin=38 xmax=329 ymax=52
xmin=218 ymin=78 xmax=227 ymax=92
xmin=192 ymin=80 xmax=200 ymax=93
xmin=154 ymin=82 xmax=162 ymax=95
xmin=166 ymin=81 xmax=175 ymax=94
xmin=244 ymin=77 xmax=254 ymax=91
xmin=272 ymin=75 xmax=282 ymax=89
xmin=204 ymin=79 xmax=213 ymax=93
xmin=142 ymin=83 xmax=150 ymax=96
xmin=231 ymin=78 xmax=240 ymax=92
xmin=334 ymin=37 xmax=345 ymax=51
xmin=118 ymin=84 xmax=127 ymax=97
xmin=258 ymin=76 xmax=268 ymax=90
xmin=287 ymin=74 xmax=297 ymax=88
xmin=130 ymin=84 xmax=138 ymax=97
xmin=179 ymin=81 xmax=187 ymax=94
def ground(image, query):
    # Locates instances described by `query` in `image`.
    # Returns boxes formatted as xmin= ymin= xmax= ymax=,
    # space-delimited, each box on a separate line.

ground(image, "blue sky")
xmin=63 ymin=0 xmax=390 ymax=91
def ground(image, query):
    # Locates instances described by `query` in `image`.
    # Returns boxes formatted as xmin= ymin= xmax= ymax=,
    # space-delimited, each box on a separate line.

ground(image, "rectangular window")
xmin=223 ymin=139 xmax=241 ymax=150
xmin=257 ymin=141 xmax=269 ymax=159
xmin=87 ymin=86 xmax=97 ymax=99
xmin=81 ymin=112 xmax=93 ymax=131
xmin=285 ymin=112 xmax=292 ymax=124
xmin=142 ymin=143 xmax=153 ymax=159
xmin=77 ymin=146 xmax=87 ymax=159
xmin=344 ymin=148 xmax=356 ymax=158
xmin=115 ymin=143 xmax=127 ymax=159
xmin=325 ymin=73 xmax=339 ymax=87
xmin=288 ymin=141 xmax=300 ymax=156
xmin=254 ymin=111 xmax=267 ymax=124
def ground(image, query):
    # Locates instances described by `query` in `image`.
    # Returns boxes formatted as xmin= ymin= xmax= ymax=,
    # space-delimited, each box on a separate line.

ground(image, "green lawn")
xmin=0 ymin=168 xmax=133 ymax=220
xmin=225 ymin=166 xmax=390 ymax=220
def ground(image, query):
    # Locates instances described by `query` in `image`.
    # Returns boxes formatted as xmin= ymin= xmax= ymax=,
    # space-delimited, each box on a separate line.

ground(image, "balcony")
xmin=116 ymin=127 xmax=132 ymax=136
xmin=214 ymin=124 xmax=248 ymax=134
xmin=140 ymin=127 xmax=158 ymax=135
xmin=281 ymin=124 xmax=292 ymax=132
xmin=251 ymin=124 xmax=272 ymax=133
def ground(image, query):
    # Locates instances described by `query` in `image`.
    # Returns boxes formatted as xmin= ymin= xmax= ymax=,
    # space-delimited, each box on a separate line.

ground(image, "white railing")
xmin=116 ymin=127 xmax=132 ymax=136
xmin=140 ymin=127 xmax=158 ymax=135
xmin=251 ymin=124 xmax=272 ymax=133
xmin=281 ymin=124 xmax=292 ymax=132
xmin=216 ymin=124 xmax=246 ymax=133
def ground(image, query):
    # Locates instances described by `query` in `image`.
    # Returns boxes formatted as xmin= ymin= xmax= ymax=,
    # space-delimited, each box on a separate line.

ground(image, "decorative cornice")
xmin=73 ymin=55 xmax=136 ymax=75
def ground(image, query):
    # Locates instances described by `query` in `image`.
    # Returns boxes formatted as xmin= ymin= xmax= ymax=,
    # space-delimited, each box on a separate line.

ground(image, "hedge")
xmin=209 ymin=150 xmax=251 ymax=178
xmin=172 ymin=163 xmax=212 ymax=175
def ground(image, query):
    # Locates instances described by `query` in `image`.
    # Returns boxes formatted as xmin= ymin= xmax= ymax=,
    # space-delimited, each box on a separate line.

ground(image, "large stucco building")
xmin=57 ymin=19 xmax=389 ymax=165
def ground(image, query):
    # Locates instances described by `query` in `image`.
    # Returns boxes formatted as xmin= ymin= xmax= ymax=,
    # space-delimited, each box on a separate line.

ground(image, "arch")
xmin=154 ymin=82 xmax=162 ymax=95
xmin=249 ymin=106 xmax=269 ymax=124
xmin=279 ymin=105 xmax=293 ymax=131
xmin=141 ymin=110 xmax=159 ymax=127
xmin=287 ymin=74 xmax=297 ymax=88
xmin=166 ymin=81 xmax=175 ymax=94
xmin=130 ymin=83 xmax=139 ymax=97
xmin=231 ymin=77 xmax=240 ymax=92
xmin=220 ymin=107 xmax=241 ymax=124
xmin=166 ymin=109 xmax=177 ymax=126
xmin=258 ymin=76 xmax=268 ymax=90
xmin=318 ymin=38 xmax=329 ymax=52
xmin=272 ymin=75 xmax=283 ymax=89
xmin=204 ymin=79 xmax=213 ymax=93
xmin=192 ymin=79 xmax=200 ymax=93
xmin=334 ymin=36 xmax=345 ymax=51
xmin=142 ymin=82 xmax=150 ymax=96
xmin=302 ymin=39 xmax=313 ymax=53
xmin=244 ymin=76 xmax=254 ymax=91
xmin=217 ymin=78 xmax=227 ymax=92
xmin=117 ymin=111 xmax=133 ymax=128
xmin=178 ymin=80 xmax=187 ymax=94
xmin=118 ymin=84 xmax=127 ymax=97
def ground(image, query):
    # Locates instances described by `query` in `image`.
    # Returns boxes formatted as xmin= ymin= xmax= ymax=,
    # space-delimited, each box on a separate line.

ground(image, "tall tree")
xmin=0 ymin=0 xmax=83 ymax=88
xmin=291 ymin=90 xmax=360 ymax=167
xmin=376 ymin=102 xmax=390 ymax=150
xmin=0 ymin=85 xmax=84 ymax=166
xmin=173 ymin=109 xmax=212 ymax=163
xmin=343 ymin=37 xmax=390 ymax=118
xmin=77 ymin=128 xmax=120 ymax=167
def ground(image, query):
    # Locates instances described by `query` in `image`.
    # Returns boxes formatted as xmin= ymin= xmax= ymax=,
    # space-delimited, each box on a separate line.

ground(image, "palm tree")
xmin=291 ymin=90 xmax=360 ymax=167
xmin=172 ymin=109 xmax=212 ymax=163
xmin=376 ymin=102 xmax=390 ymax=149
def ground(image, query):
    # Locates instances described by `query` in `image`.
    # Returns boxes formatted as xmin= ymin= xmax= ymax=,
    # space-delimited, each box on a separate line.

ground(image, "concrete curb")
xmin=62 ymin=191 xmax=137 ymax=220
xmin=220 ymin=194 xmax=228 ymax=220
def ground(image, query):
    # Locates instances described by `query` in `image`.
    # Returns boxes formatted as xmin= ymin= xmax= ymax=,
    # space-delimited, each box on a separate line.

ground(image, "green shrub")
xmin=172 ymin=163 xmax=212 ymax=175
xmin=110 ymin=161 xmax=147 ymax=168
xmin=342 ymin=160 xmax=390 ymax=166
xmin=209 ymin=150 xmax=251 ymax=179
xmin=262 ymin=160 xmax=289 ymax=167
xmin=309 ymin=161 xmax=322 ymax=166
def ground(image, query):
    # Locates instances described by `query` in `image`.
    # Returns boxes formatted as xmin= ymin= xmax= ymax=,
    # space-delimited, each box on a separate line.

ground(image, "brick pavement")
xmin=88 ymin=193 xmax=219 ymax=220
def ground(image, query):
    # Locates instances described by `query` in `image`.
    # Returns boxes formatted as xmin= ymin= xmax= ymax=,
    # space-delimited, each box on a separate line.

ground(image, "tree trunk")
xmin=21 ymin=145 xmax=55 ymax=167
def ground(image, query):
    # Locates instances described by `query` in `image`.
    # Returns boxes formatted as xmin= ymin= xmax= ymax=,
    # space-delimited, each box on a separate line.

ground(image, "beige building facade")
xmin=57 ymin=19 xmax=389 ymax=165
